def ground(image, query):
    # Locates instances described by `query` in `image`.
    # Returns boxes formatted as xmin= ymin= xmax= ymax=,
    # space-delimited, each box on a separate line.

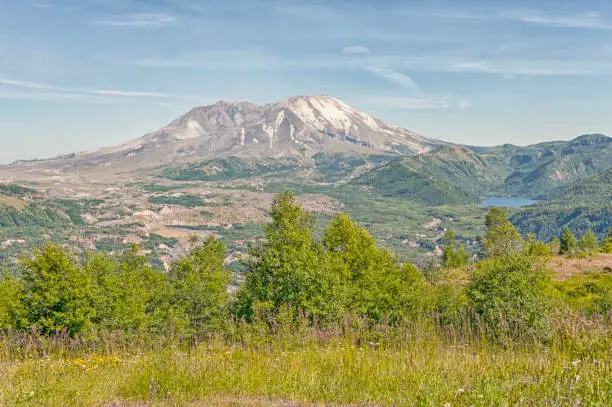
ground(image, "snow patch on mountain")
xmin=89 ymin=95 xmax=443 ymax=164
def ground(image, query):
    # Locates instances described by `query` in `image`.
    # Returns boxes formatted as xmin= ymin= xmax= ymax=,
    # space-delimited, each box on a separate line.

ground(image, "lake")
xmin=480 ymin=196 xmax=538 ymax=208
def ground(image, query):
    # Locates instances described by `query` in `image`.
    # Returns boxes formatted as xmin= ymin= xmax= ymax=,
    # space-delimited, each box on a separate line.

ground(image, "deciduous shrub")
xmin=467 ymin=254 xmax=550 ymax=340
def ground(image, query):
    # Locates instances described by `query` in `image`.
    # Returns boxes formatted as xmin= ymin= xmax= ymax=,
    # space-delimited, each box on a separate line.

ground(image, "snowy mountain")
xmin=4 ymin=96 xmax=442 ymax=177
xmin=98 ymin=95 xmax=441 ymax=165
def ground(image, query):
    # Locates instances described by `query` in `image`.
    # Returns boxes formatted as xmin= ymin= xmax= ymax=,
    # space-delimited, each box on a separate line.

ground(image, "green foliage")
xmin=580 ymin=230 xmax=599 ymax=255
xmin=560 ymin=226 xmax=578 ymax=255
xmin=546 ymin=166 xmax=612 ymax=204
xmin=53 ymin=199 xmax=105 ymax=225
xmin=0 ymin=183 xmax=36 ymax=197
xmin=139 ymin=183 xmax=197 ymax=193
xmin=236 ymin=192 xmax=341 ymax=322
xmin=162 ymin=157 xmax=298 ymax=181
xmin=481 ymin=207 xmax=524 ymax=259
xmin=499 ymin=134 xmax=612 ymax=197
xmin=550 ymin=273 xmax=611 ymax=316
xmin=323 ymin=213 xmax=429 ymax=320
xmin=511 ymin=202 xmax=612 ymax=243
xmin=602 ymin=227 xmax=612 ymax=253
xmin=148 ymin=194 xmax=206 ymax=208
xmin=0 ymin=271 xmax=25 ymax=330
xmin=526 ymin=234 xmax=552 ymax=257
xmin=236 ymin=194 xmax=433 ymax=324
xmin=313 ymin=153 xmax=392 ymax=182
xmin=0 ymin=189 xmax=608 ymax=353
xmin=169 ymin=235 xmax=231 ymax=337
xmin=20 ymin=244 xmax=98 ymax=335
xmin=0 ymin=205 xmax=72 ymax=228
xmin=549 ymin=237 xmax=561 ymax=255
xmin=81 ymin=247 xmax=170 ymax=334
xmin=484 ymin=207 xmax=508 ymax=231
xmin=467 ymin=254 xmax=550 ymax=340
xmin=433 ymin=281 xmax=469 ymax=326
xmin=442 ymin=229 xmax=470 ymax=268
xmin=351 ymin=156 xmax=479 ymax=206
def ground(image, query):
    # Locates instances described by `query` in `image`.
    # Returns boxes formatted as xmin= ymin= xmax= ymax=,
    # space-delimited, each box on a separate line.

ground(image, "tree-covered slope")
xmin=350 ymin=145 xmax=497 ymax=205
xmin=510 ymin=167 xmax=612 ymax=241
xmin=162 ymin=156 xmax=301 ymax=181
xmin=544 ymin=167 xmax=612 ymax=203
xmin=487 ymin=134 xmax=612 ymax=197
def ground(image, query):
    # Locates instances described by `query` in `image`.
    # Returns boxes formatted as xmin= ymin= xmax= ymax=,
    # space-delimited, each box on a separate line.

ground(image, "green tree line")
xmin=0 ymin=192 xmax=610 ymax=342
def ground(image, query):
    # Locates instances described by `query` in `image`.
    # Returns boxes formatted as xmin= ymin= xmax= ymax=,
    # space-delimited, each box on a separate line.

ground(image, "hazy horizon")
xmin=2 ymin=0 xmax=612 ymax=162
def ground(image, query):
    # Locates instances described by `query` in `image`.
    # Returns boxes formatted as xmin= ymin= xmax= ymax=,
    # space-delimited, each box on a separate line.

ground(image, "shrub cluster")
xmin=0 ymin=193 xmax=609 ymax=343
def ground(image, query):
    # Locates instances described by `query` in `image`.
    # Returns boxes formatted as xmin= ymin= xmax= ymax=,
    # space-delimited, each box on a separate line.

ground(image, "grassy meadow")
xmin=1 ymin=313 xmax=610 ymax=406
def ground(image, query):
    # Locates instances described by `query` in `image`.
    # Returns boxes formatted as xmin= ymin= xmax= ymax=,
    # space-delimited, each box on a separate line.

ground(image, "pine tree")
xmin=481 ymin=207 xmax=524 ymax=259
xmin=579 ymin=230 xmax=599 ymax=255
xmin=601 ymin=227 xmax=612 ymax=253
xmin=442 ymin=229 xmax=469 ymax=268
xmin=549 ymin=237 xmax=561 ymax=255
xmin=559 ymin=226 xmax=578 ymax=255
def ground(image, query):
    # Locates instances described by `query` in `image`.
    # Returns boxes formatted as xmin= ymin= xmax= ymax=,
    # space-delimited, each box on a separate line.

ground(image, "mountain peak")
xmin=75 ymin=95 xmax=444 ymax=167
xmin=570 ymin=133 xmax=611 ymax=146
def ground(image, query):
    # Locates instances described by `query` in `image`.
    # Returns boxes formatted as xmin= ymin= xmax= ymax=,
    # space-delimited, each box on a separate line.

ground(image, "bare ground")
xmin=545 ymin=253 xmax=612 ymax=280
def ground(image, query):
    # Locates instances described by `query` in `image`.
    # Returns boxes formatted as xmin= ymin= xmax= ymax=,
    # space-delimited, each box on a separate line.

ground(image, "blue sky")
xmin=1 ymin=0 xmax=612 ymax=162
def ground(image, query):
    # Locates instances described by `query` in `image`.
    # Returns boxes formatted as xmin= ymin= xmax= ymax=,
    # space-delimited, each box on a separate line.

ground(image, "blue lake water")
xmin=480 ymin=196 xmax=538 ymax=208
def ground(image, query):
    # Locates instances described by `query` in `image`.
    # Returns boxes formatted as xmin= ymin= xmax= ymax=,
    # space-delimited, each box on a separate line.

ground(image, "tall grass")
xmin=1 ymin=311 xmax=610 ymax=406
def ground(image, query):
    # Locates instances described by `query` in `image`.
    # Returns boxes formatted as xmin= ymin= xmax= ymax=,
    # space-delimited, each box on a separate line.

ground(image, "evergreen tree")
xmin=442 ymin=229 xmax=469 ymax=268
xmin=601 ymin=227 xmax=612 ymax=253
xmin=579 ymin=230 xmax=599 ymax=255
xmin=559 ymin=226 xmax=577 ymax=255
xmin=549 ymin=237 xmax=561 ymax=255
xmin=484 ymin=207 xmax=508 ymax=232
xmin=481 ymin=207 xmax=524 ymax=259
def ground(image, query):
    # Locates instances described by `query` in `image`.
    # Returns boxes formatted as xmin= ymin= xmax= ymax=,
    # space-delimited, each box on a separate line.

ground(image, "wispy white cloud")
xmin=0 ymin=91 xmax=85 ymax=101
xmin=30 ymin=3 xmax=79 ymax=11
xmin=519 ymin=11 xmax=612 ymax=30
xmin=365 ymin=96 xmax=472 ymax=111
xmin=92 ymin=89 xmax=170 ymax=97
xmin=129 ymin=48 xmax=612 ymax=77
xmin=0 ymin=78 xmax=61 ymax=91
xmin=447 ymin=58 xmax=599 ymax=76
xmin=342 ymin=45 xmax=371 ymax=55
xmin=92 ymin=13 xmax=177 ymax=28
xmin=459 ymin=100 xmax=472 ymax=109
xmin=364 ymin=66 xmax=421 ymax=93
xmin=0 ymin=77 xmax=203 ymax=100
xmin=452 ymin=61 xmax=496 ymax=73
xmin=410 ymin=6 xmax=612 ymax=30
xmin=367 ymin=97 xmax=449 ymax=110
